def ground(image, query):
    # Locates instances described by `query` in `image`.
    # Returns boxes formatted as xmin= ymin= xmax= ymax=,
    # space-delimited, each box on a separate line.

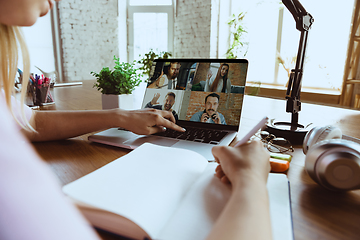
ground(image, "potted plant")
xmin=137 ymin=49 xmax=172 ymax=81
xmin=91 ymin=56 xmax=142 ymax=110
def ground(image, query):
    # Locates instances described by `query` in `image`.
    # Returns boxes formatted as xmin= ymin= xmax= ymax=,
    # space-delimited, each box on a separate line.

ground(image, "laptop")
xmin=88 ymin=59 xmax=248 ymax=160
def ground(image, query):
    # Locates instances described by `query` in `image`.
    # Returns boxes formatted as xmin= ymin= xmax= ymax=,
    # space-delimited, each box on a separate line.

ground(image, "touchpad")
xmin=124 ymin=136 xmax=179 ymax=148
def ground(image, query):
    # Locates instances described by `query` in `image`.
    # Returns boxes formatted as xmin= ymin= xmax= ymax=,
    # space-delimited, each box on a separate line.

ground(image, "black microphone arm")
xmin=282 ymin=0 xmax=314 ymax=130
xmin=265 ymin=0 xmax=314 ymax=145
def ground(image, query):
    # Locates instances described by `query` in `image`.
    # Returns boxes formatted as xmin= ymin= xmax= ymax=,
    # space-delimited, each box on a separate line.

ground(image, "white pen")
xmin=234 ymin=116 xmax=269 ymax=147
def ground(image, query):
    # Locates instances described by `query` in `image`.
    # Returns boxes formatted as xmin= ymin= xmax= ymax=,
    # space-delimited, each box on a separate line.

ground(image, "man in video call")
xmin=145 ymin=92 xmax=179 ymax=121
xmin=149 ymin=62 xmax=181 ymax=89
xmin=190 ymin=93 xmax=226 ymax=125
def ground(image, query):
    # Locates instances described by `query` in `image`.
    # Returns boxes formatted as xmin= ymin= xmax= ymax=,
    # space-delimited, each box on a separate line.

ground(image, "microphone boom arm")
xmin=282 ymin=0 xmax=314 ymax=130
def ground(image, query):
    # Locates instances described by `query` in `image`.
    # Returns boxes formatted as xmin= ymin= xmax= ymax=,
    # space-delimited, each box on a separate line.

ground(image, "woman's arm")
xmin=22 ymin=108 xmax=185 ymax=142
xmin=204 ymin=79 xmax=210 ymax=92
xmin=0 ymin=103 xmax=100 ymax=240
xmin=204 ymin=74 xmax=216 ymax=92
xmin=226 ymin=79 xmax=232 ymax=93
xmin=206 ymin=141 xmax=272 ymax=240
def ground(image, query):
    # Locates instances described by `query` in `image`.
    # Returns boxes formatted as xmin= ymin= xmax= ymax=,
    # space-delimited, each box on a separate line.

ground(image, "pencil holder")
xmin=26 ymin=82 xmax=55 ymax=106
xmin=35 ymin=85 xmax=49 ymax=105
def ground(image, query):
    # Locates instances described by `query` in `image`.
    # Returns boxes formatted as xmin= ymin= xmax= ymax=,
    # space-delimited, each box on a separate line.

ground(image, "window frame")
xmin=226 ymin=0 xmax=356 ymax=106
xmin=127 ymin=1 xmax=174 ymax=62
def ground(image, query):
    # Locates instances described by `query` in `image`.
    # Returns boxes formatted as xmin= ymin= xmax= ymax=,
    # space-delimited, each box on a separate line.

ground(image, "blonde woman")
xmin=0 ymin=1 xmax=271 ymax=240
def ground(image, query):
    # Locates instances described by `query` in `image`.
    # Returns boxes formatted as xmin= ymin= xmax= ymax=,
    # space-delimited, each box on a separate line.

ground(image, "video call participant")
xmin=145 ymin=92 xmax=179 ymax=121
xmin=204 ymin=63 xmax=231 ymax=93
xmin=148 ymin=62 xmax=181 ymax=89
xmin=190 ymin=93 xmax=226 ymax=125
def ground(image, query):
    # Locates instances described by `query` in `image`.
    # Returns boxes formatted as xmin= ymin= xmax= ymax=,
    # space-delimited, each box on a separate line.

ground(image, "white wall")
xmin=20 ymin=14 xmax=55 ymax=75
xmin=118 ymin=0 xmax=128 ymax=63
xmin=218 ymin=0 xmax=231 ymax=58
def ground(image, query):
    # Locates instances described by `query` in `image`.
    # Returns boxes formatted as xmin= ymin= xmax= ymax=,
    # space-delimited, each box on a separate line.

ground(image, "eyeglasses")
xmin=255 ymin=131 xmax=294 ymax=153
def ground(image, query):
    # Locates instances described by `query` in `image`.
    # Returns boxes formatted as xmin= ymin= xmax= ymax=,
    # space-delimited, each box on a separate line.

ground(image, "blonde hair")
xmin=0 ymin=23 xmax=33 ymax=131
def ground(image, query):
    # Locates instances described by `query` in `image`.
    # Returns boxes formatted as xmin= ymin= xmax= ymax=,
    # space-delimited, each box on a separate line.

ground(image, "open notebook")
xmin=88 ymin=59 xmax=248 ymax=160
xmin=63 ymin=143 xmax=294 ymax=240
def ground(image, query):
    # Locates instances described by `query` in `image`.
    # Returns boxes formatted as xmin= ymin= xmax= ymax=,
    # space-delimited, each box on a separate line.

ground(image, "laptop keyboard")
xmin=153 ymin=127 xmax=228 ymax=145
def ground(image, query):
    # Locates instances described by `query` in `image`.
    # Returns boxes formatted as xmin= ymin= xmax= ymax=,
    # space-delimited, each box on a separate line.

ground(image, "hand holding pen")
xmin=212 ymin=117 xmax=269 ymax=183
xmin=213 ymin=116 xmax=291 ymax=181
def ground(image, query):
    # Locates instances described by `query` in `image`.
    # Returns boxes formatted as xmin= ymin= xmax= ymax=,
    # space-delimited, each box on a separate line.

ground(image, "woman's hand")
xmin=212 ymin=140 xmax=270 ymax=188
xmin=115 ymin=108 xmax=185 ymax=135
xmin=207 ymin=140 xmax=272 ymax=240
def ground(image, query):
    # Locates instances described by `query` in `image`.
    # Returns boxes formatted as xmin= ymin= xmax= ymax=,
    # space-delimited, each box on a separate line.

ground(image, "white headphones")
xmin=303 ymin=125 xmax=360 ymax=191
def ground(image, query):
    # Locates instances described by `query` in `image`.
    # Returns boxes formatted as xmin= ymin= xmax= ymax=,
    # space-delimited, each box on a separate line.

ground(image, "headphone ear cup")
xmin=303 ymin=126 xmax=342 ymax=154
xmin=305 ymin=139 xmax=360 ymax=191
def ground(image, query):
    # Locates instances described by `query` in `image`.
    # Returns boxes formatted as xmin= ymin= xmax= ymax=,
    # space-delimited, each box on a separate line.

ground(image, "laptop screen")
xmin=141 ymin=59 xmax=248 ymax=129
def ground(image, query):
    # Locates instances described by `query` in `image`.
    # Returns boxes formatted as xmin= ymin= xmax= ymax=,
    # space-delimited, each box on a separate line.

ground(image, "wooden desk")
xmin=32 ymin=81 xmax=360 ymax=240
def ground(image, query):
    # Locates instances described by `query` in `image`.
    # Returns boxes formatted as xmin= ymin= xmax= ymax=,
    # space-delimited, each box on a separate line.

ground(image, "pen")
xmin=234 ymin=116 xmax=269 ymax=147
xmin=29 ymin=75 xmax=35 ymax=84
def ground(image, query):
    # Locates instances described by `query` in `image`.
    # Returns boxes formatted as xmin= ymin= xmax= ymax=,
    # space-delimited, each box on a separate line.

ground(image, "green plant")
xmin=226 ymin=12 xmax=248 ymax=59
xmin=91 ymin=56 xmax=142 ymax=95
xmin=137 ymin=49 xmax=172 ymax=79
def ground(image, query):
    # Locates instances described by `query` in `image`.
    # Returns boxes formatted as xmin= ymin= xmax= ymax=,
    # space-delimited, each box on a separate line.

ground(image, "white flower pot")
xmin=102 ymin=94 xmax=133 ymax=110
xmin=132 ymin=80 xmax=147 ymax=109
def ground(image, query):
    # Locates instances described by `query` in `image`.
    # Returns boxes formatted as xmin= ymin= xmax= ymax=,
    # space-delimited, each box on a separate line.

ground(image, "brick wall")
xmin=186 ymin=91 xmax=243 ymax=126
xmin=174 ymin=0 xmax=219 ymax=58
xmin=193 ymin=62 xmax=211 ymax=85
xmin=227 ymin=62 xmax=247 ymax=86
xmin=57 ymin=0 xmax=119 ymax=81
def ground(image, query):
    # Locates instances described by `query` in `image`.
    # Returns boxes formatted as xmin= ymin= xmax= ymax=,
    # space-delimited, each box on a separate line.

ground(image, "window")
xmin=127 ymin=0 xmax=174 ymax=62
xmin=133 ymin=13 xmax=169 ymax=59
xmin=231 ymin=0 xmax=354 ymax=93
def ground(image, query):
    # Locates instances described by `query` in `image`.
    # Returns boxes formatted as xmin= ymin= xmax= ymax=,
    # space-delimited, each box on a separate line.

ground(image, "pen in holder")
xmin=26 ymin=82 xmax=36 ymax=106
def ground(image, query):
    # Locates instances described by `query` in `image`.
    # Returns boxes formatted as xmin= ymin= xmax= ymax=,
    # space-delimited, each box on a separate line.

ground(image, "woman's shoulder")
xmin=226 ymin=78 xmax=232 ymax=86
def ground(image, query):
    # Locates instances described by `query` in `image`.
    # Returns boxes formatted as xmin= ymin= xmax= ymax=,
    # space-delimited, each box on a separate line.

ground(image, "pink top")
xmin=0 ymin=98 xmax=100 ymax=239
xmin=0 ymin=91 xmax=33 ymax=129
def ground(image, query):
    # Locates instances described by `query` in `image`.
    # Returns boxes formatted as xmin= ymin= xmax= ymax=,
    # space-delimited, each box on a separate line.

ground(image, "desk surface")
xmin=33 ymin=81 xmax=360 ymax=240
